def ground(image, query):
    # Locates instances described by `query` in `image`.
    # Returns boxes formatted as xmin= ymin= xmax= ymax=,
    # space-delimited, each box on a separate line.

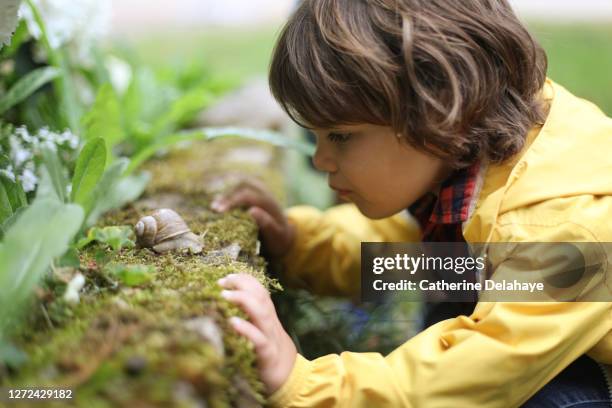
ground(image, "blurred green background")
xmin=125 ymin=22 xmax=612 ymax=115
xmin=530 ymin=23 xmax=612 ymax=114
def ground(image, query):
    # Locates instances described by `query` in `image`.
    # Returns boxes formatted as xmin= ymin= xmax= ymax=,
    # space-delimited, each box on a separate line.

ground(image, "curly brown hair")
xmin=269 ymin=0 xmax=548 ymax=168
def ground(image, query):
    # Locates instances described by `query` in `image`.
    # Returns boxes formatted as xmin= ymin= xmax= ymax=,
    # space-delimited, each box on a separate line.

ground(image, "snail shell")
xmin=134 ymin=209 xmax=202 ymax=254
xmin=134 ymin=216 xmax=157 ymax=247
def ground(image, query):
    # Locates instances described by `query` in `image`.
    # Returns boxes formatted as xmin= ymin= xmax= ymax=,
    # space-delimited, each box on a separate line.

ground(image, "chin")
xmin=355 ymin=203 xmax=400 ymax=220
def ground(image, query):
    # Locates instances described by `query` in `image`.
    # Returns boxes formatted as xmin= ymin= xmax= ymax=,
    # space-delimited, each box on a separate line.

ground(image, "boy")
xmin=214 ymin=0 xmax=612 ymax=406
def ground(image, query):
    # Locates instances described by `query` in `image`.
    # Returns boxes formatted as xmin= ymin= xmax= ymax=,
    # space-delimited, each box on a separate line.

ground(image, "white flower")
xmin=105 ymin=55 xmax=133 ymax=95
xmin=40 ymin=139 xmax=57 ymax=152
xmin=35 ymin=128 xmax=56 ymax=152
xmin=12 ymin=144 xmax=32 ymax=167
xmin=19 ymin=163 xmax=37 ymax=192
xmin=19 ymin=0 xmax=111 ymax=65
xmin=63 ymin=273 xmax=85 ymax=304
xmin=15 ymin=126 xmax=34 ymax=144
xmin=57 ymin=129 xmax=79 ymax=149
xmin=2 ymin=125 xmax=81 ymax=194
xmin=28 ymin=126 xmax=79 ymax=151
xmin=0 ymin=0 xmax=21 ymax=48
xmin=8 ymin=134 xmax=31 ymax=167
xmin=67 ymin=133 xmax=79 ymax=149
xmin=37 ymin=126 xmax=53 ymax=142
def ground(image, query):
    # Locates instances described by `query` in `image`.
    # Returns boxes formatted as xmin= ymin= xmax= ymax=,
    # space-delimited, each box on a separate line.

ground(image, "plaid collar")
xmin=409 ymin=161 xmax=481 ymax=227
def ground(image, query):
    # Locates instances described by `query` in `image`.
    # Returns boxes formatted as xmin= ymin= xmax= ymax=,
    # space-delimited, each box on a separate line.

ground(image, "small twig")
xmin=40 ymin=304 xmax=54 ymax=330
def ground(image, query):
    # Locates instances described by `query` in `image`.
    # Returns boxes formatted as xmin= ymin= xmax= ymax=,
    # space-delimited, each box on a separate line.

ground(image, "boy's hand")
xmin=210 ymin=179 xmax=296 ymax=259
xmin=218 ymin=273 xmax=297 ymax=395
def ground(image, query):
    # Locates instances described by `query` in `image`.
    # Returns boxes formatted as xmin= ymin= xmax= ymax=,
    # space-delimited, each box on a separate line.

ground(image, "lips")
xmin=330 ymin=185 xmax=352 ymax=195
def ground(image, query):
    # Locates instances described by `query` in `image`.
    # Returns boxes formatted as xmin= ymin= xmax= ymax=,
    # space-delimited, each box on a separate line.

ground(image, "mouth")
xmin=330 ymin=185 xmax=352 ymax=195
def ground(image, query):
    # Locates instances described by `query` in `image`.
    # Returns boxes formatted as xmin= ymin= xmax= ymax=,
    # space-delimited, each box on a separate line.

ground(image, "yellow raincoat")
xmin=268 ymin=80 xmax=612 ymax=407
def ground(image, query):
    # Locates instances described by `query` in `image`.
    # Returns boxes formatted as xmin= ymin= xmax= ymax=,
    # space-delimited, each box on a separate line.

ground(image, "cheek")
xmin=394 ymin=159 xmax=437 ymax=195
xmin=360 ymin=152 xmax=441 ymax=207
xmin=336 ymin=137 xmax=445 ymax=215
xmin=342 ymin=155 xmax=389 ymax=194
xmin=346 ymin=161 xmax=406 ymax=210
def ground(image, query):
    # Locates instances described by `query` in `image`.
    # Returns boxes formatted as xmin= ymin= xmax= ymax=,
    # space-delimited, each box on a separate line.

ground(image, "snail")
xmin=134 ymin=209 xmax=203 ymax=254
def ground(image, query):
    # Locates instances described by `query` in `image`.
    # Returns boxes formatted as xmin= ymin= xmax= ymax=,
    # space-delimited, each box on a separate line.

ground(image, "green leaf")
xmin=125 ymin=127 xmax=316 ymax=175
xmin=104 ymin=263 xmax=155 ymax=287
xmin=3 ymin=176 xmax=27 ymax=208
xmin=0 ymin=179 xmax=13 ymax=224
xmin=0 ymin=19 xmax=28 ymax=59
xmin=150 ymin=88 xmax=216 ymax=136
xmin=91 ymin=47 xmax=111 ymax=88
xmin=122 ymin=67 xmax=170 ymax=127
xmin=41 ymin=148 xmax=68 ymax=203
xmin=77 ymin=226 xmax=135 ymax=251
xmin=94 ymin=248 xmax=111 ymax=267
xmin=0 ymin=206 xmax=27 ymax=240
xmin=70 ymin=137 xmax=106 ymax=208
xmin=81 ymin=84 xmax=124 ymax=155
xmin=0 ymin=67 xmax=60 ymax=114
xmin=36 ymin=165 xmax=61 ymax=203
xmin=84 ymin=159 xmax=149 ymax=227
xmin=0 ymin=197 xmax=84 ymax=338
xmin=0 ymin=174 xmax=27 ymax=225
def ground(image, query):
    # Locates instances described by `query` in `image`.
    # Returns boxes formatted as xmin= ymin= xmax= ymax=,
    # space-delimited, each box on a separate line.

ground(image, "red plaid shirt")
xmin=408 ymin=162 xmax=481 ymax=242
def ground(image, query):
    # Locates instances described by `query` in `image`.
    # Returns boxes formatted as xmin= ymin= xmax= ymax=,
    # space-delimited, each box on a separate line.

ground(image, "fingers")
xmin=210 ymin=180 xmax=291 ymax=258
xmin=211 ymin=179 xmax=283 ymax=221
xmin=218 ymin=273 xmax=264 ymax=292
xmin=231 ymin=178 xmax=270 ymax=196
xmin=233 ymin=189 xmax=275 ymax=216
xmin=218 ymin=274 xmax=276 ymax=333
xmin=211 ymin=178 xmax=267 ymax=211
xmin=221 ymin=289 xmax=272 ymax=331
xmin=228 ymin=316 xmax=267 ymax=349
xmin=219 ymin=274 xmax=297 ymax=395
xmin=217 ymin=189 xmax=282 ymax=221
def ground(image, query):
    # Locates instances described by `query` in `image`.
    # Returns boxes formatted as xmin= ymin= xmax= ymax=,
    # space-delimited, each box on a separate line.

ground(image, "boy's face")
xmin=312 ymin=124 xmax=452 ymax=219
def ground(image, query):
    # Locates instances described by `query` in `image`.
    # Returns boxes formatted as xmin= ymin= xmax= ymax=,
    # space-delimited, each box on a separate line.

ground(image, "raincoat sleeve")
xmin=269 ymin=218 xmax=612 ymax=407
xmin=278 ymin=204 xmax=421 ymax=297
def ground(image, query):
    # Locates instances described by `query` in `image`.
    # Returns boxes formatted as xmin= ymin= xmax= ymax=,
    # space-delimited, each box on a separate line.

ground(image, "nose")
xmin=312 ymin=142 xmax=338 ymax=173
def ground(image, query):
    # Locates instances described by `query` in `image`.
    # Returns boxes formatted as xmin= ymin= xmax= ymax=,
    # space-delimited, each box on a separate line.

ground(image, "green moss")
xmin=2 ymin=139 xmax=284 ymax=407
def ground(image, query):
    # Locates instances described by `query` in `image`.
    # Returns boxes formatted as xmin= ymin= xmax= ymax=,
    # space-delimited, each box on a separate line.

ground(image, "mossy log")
xmin=1 ymin=138 xmax=285 ymax=407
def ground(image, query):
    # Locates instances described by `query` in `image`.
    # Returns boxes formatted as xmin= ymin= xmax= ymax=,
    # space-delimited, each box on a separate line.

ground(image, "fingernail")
xmin=211 ymin=199 xmax=224 ymax=209
xmin=221 ymin=290 xmax=233 ymax=300
xmin=217 ymin=278 xmax=227 ymax=286
xmin=229 ymin=316 xmax=242 ymax=326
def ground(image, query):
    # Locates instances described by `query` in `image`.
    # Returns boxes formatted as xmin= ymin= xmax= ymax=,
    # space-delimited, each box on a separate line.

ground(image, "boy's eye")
xmin=327 ymin=132 xmax=352 ymax=143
